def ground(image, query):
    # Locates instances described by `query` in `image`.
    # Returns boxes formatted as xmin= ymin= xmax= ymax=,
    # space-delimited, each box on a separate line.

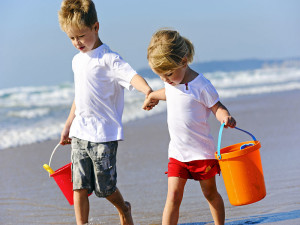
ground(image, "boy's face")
xmin=65 ymin=22 xmax=100 ymax=53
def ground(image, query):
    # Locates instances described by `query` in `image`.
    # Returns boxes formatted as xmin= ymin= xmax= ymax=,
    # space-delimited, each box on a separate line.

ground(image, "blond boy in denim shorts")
xmin=58 ymin=0 xmax=155 ymax=224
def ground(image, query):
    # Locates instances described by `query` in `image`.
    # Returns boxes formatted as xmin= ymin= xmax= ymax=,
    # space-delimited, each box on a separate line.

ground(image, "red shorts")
xmin=167 ymin=158 xmax=220 ymax=181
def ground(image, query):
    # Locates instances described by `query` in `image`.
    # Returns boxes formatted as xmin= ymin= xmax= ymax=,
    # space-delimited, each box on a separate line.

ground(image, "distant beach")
xmin=0 ymin=90 xmax=299 ymax=224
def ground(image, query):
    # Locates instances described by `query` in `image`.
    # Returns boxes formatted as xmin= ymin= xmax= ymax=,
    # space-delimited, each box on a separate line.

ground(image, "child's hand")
xmin=142 ymin=96 xmax=159 ymax=111
xmin=60 ymin=127 xmax=71 ymax=145
xmin=222 ymin=116 xmax=236 ymax=128
xmin=145 ymin=89 xmax=153 ymax=98
xmin=142 ymin=88 xmax=165 ymax=110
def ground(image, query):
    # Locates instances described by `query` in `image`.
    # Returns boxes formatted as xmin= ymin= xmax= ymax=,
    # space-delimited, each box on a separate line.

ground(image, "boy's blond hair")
xmin=147 ymin=29 xmax=195 ymax=74
xmin=58 ymin=0 xmax=98 ymax=31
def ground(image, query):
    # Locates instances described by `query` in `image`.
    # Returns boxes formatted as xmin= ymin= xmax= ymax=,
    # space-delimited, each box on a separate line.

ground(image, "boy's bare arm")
xmin=210 ymin=101 xmax=236 ymax=128
xmin=130 ymin=74 xmax=152 ymax=96
xmin=60 ymin=100 xmax=76 ymax=145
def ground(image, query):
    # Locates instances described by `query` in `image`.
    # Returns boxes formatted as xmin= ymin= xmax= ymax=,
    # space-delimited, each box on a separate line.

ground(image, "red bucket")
xmin=50 ymin=162 xmax=74 ymax=205
xmin=45 ymin=143 xmax=92 ymax=205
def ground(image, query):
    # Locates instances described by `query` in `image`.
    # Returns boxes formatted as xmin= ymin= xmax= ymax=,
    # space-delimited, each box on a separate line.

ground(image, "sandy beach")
xmin=1 ymin=90 xmax=300 ymax=225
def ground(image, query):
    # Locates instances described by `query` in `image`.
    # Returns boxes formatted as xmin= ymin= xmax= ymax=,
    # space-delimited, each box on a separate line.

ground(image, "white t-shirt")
xmin=69 ymin=44 xmax=136 ymax=142
xmin=165 ymin=74 xmax=219 ymax=162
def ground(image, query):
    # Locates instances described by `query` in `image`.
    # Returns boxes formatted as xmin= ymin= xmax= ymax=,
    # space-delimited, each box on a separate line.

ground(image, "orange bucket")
xmin=215 ymin=124 xmax=266 ymax=206
xmin=44 ymin=143 xmax=92 ymax=205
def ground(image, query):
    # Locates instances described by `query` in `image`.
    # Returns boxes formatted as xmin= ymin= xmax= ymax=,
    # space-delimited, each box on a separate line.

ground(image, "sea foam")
xmin=0 ymin=65 xmax=300 ymax=150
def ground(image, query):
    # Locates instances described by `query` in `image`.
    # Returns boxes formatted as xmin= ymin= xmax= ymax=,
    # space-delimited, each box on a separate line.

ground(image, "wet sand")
xmin=0 ymin=90 xmax=300 ymax=225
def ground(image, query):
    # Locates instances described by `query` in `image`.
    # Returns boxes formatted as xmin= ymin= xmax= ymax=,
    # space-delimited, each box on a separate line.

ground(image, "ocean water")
xmin=1 ymin=62 xmax=300 ymax=150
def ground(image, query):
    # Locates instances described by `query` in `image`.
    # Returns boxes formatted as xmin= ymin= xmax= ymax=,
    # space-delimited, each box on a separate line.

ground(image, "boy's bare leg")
xmin=73 ymin=189 xmax=89 ymax=225
xmin=200 ymin=176 xmax=225 ymax=225
xmin=106 ymin=188 xmax=134 ymax=225
xmin=162 ymin=177 xmax=187 ymax=225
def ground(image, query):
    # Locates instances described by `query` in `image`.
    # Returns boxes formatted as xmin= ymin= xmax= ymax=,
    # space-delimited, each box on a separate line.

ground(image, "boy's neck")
xmin=93 ymin=38 xmax=103 ymax=50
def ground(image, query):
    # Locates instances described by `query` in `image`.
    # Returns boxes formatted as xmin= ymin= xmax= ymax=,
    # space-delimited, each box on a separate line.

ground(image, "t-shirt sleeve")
xmin=109 ymin=54 xmax=137 ymax=90
xmin=200 ymin=83 xmax=220 ymax=108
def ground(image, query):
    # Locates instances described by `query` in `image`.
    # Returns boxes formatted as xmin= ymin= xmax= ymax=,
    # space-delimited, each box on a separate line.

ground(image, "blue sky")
xmin=0 ymin=0 xmax=299 ymax=88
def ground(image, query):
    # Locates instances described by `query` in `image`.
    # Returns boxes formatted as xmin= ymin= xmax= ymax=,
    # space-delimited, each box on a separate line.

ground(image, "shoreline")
xmin=0 ymin=89 xmax=298 ymax=152
xmin=0 ymin=90 xmax=300 ymax=224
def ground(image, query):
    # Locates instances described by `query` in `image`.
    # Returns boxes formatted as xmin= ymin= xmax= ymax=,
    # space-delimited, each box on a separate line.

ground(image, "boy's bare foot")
xmin=119 ymin=201 xmax=134 ymax=225
xmin=105 ymin=189 xmax=133 ymax=225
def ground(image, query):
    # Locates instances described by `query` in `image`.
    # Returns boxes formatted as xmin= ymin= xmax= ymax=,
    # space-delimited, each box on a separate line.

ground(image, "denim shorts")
xmin=71 ymin=137 xmax=118 ymax=198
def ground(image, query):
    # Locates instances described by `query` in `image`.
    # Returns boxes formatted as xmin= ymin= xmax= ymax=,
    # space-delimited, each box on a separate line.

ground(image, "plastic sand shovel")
xmin=215 ymin=123 xmax=266 ymax=206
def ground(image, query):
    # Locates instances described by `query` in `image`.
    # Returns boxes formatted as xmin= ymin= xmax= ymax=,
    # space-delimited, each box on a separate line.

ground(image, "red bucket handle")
xmin=217 ymin=123 xmax=257 ymax=160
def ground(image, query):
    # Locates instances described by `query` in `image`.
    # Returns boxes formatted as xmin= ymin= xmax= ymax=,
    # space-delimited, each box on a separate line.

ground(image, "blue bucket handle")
xmin=217 ymin=123 xmax=257 ymax=160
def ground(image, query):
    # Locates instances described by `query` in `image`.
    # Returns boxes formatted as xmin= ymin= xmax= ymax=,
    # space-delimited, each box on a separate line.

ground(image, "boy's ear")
xmin=94 ymin=22 xmax=99 ymax=32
